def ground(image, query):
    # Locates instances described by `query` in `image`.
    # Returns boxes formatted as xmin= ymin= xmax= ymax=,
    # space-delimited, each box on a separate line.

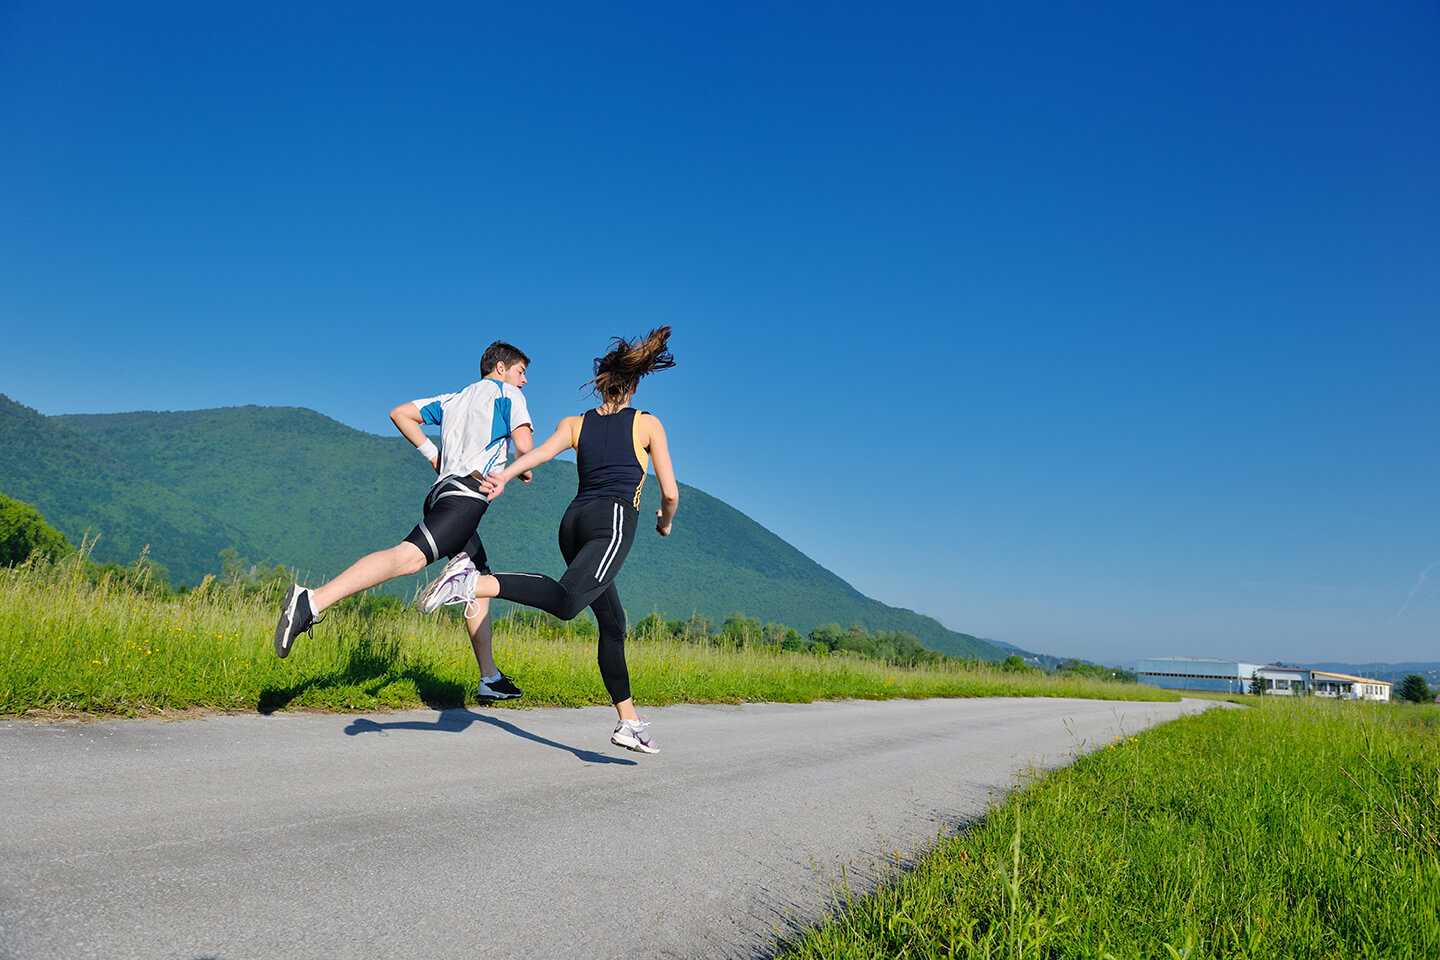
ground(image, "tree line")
xmin=505 ymin=608 xmax=1140 ymax=680
xmin=1 ymin=491 xmax=300 ymax=600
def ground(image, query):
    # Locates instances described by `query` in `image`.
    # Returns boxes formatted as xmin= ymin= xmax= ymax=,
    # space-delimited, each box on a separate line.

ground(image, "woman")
xmin=421 ymin=327 xmax=679 ymax=753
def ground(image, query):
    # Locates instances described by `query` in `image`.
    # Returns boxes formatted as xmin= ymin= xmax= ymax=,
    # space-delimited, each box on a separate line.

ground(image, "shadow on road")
xmin=343 ymin=710 xmax=637 ymax=765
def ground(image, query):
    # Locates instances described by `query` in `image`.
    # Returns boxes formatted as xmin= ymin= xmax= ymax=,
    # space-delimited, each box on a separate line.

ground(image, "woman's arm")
xmin=481 ymin=418 xmax=577 ymax=498
xmin=643 ymin=414 xmax=679 ymax=536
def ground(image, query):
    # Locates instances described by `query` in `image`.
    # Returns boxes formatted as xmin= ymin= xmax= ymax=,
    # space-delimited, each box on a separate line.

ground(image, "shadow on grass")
xmin=343 ymin=710 xmax=637 ymax=766
xmin=257 ymin=635 xmax=466 ymax=716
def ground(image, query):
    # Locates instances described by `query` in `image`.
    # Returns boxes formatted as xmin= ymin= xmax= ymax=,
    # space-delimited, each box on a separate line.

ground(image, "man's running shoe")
xmin=475 ymin=673 xmax=524 ymax=702
xmin=418 ymin=553 xmax=478 ymax=614
xmin=273 ymin=584 xmax=321 ymax=659
xmin=611 ymin=717 xmax=659 ymax=754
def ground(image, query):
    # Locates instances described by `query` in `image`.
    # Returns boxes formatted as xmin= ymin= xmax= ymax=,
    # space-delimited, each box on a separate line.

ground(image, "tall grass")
xmin=774 ymin=697 xmax=1440 ymax=959
xmin=0 ymin=551 xmax=1175 ymax=716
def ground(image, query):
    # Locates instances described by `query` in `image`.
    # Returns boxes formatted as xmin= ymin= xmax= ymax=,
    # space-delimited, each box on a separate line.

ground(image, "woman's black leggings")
xmin=494 ymin=498 xmax=638 ymax=704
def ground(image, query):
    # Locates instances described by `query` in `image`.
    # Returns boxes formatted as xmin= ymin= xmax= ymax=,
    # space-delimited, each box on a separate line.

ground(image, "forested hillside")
xmin=0 ymin=394 xmax=262 ymax=579
xmin=0 ymin=394 xmax=999 ymax=659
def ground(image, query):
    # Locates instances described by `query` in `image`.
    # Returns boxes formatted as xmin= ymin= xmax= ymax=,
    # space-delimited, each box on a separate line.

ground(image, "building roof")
xmin=1310 ymin=670 xmax=1390 ymax=686
xmin=1139 ymin=657 xmax=1241 ymax=664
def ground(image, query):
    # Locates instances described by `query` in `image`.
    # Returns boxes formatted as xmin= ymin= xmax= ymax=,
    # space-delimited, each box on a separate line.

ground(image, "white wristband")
xmin=416 ymin=439 xmax=438 ymax=460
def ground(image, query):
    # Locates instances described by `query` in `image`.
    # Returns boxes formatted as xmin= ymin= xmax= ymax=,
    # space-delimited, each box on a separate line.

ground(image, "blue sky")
xmin=3 ymin=1 xmax=1437 ymax=666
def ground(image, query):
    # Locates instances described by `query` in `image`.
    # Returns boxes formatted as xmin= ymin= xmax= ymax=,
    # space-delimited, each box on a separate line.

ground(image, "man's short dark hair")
xmin=480 ymin=341 xmax=531 ymax=376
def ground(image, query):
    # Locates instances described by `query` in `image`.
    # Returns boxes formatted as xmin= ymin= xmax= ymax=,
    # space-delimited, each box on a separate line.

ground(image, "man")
xmin=272 ymin=340 xmax=534 ymax=701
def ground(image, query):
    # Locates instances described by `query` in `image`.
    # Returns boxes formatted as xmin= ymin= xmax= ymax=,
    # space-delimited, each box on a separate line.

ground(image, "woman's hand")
xmin=655 ymin=510 xmax=672 ymax=537
xmin=481 ymin=471 xmax=508 ymax=499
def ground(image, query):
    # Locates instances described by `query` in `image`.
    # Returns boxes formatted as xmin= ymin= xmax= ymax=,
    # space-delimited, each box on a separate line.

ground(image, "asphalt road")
xmin=1 ymin=697 xmax=1220 ymax=960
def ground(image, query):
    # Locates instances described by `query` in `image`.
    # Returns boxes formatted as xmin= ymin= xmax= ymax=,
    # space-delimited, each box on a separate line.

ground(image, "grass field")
xmin=773 ymin=696 xmax=1440 ymax=959
xmin=0 ymin=552 xmax=1174 ymax=716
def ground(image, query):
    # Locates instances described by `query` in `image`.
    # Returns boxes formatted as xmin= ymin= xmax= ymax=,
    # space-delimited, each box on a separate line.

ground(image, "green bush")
xmin=0 ymin=492 xmax=73 ymax=565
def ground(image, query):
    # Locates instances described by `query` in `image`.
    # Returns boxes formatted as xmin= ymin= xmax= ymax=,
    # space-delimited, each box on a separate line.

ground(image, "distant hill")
xmin=0 ymin=394 xmax=1000 ymax=660
xmin=989 ymin=639 xmax=1138 ymax=673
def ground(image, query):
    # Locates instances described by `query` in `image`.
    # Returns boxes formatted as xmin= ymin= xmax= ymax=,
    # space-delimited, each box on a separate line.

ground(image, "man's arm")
xmin=390 ymin=403 xmax=439 ymax=474
xmin=511 ymin=423 xmax=535 ymax=483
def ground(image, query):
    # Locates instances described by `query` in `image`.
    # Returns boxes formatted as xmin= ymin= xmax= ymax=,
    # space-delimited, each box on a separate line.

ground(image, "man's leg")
xmin=276 ymin=541 xmax=430 ymax=658
xmin=466 ymin=596 xmax=524 ymax=701
xmin=446 ymin=533 xmax=500 ymax=676
xmin=311 ymin=542 xmax=428 ymax=614
xmin=276 ymin=481 xmax=474 ymax=659
xmin=465 ymin=597 xmax=497 ymax=676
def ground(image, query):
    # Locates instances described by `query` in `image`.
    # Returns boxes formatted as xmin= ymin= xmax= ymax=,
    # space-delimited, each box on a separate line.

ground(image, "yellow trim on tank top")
xmin=631 ymin=412 xmax=650 ymax=508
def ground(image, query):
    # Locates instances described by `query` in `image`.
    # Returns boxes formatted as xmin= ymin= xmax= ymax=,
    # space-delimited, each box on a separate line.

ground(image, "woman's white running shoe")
xmin=611 ymin=717 xmax=659 ymax=754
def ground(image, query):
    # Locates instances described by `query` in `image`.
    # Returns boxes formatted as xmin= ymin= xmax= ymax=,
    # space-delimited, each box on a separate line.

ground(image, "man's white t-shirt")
xmin=413 ymin=378 xmax=532 ymax=482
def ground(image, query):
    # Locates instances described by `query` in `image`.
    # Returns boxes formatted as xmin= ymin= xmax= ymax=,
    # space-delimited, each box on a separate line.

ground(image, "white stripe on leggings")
xmin=595 ymin=502 xmax=624 ymax=582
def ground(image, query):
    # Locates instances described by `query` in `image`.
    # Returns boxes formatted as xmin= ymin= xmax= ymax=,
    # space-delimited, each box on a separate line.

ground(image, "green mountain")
xmin=0 ymin=394 xmax=1000 ymax=659
xmin=0 ymin=395 xmax=263 ymax=578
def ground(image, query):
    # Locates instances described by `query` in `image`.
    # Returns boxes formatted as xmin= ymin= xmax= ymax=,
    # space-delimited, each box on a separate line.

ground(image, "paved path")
xmin=0 ymin=697 xmax=1219 ymax=960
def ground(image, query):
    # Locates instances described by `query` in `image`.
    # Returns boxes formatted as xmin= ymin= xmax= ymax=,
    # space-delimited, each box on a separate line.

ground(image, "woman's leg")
xmin=589 ymin=584 xmax=636 ymax=718
xmin=476 ymin=500 xmax=637 ymax=620
xmin=596 ymin=579 xmax=656 ymax=752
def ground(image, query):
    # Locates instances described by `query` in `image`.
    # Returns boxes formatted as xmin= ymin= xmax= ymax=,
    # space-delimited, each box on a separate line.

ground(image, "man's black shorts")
xmin=403 ymin=474 xmax=491 ymax=567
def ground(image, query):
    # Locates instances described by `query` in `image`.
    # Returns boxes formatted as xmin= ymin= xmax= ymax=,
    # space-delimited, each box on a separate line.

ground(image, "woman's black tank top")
xmin=573 ymin=407 xmax=649 ymax=508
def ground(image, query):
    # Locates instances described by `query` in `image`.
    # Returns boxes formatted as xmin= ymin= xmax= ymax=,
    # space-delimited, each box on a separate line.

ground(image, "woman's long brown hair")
xmin=589 ymin=326 xmax=675 ymax=403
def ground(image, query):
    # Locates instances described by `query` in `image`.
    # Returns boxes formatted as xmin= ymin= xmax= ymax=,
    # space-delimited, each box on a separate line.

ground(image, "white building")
xmin=1255 ymin=665 xmax=1309 ymax=696
xmin=1310 ymin=671 xmax=1391 ymax=702
xmin=1136 ymin=658 xmax=1388 ymax=700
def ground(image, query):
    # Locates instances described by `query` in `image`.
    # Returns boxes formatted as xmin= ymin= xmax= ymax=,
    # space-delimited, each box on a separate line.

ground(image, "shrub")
xmin=0 ymin=493 xmax=73 ymax=565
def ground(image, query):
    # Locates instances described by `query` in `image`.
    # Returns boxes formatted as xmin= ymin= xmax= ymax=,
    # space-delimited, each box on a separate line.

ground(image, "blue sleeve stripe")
xmin=490 ymin=396 xmax=513 ymax=445
xmin=420 ymin=400 xmax=444 ymax=426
